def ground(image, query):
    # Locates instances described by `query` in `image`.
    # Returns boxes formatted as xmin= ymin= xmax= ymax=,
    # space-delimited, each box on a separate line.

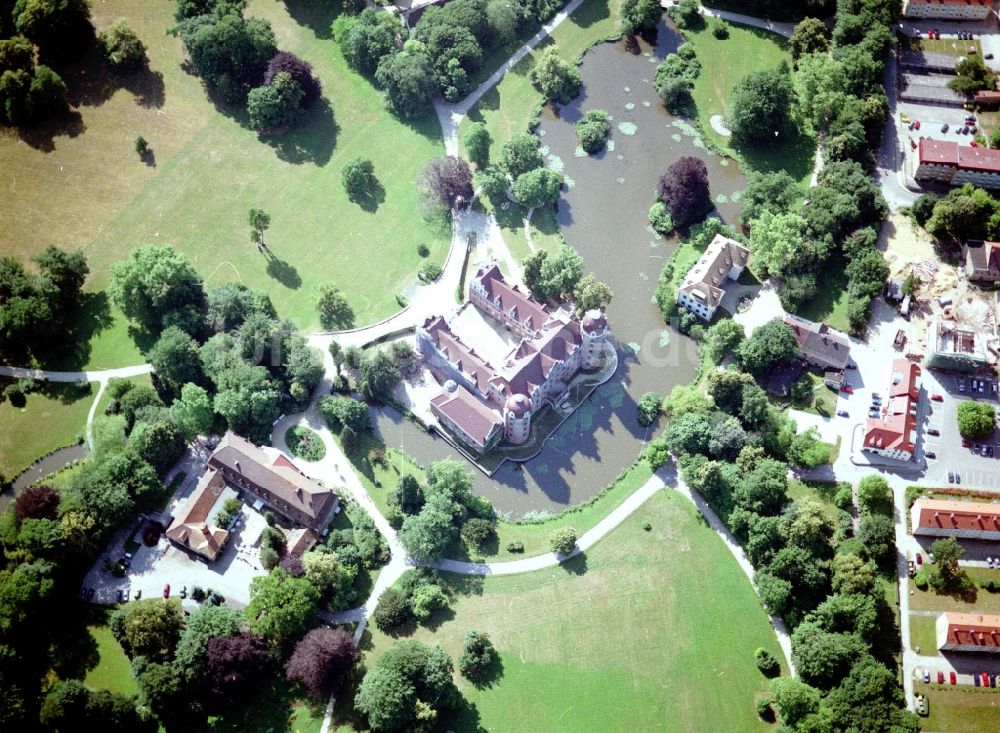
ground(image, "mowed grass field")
xmin=361 ymin=489 xmax=783 ymax=732
xmin=0 ymin=381 xmax=93 ymax=477
xmin=922 ymin=686 xmax=1000 ymax=733
xmin=0 ymin=0 xmax=450 ymax=340
xmin=83 ymin=623 xmax=137 ymax=696
xmin=684 ymin=18 xmax=815 ymax=188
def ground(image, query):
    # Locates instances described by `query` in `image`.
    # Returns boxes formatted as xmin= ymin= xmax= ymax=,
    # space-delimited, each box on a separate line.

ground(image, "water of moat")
xmin=376 ymin=22 xmax=748 ymax=518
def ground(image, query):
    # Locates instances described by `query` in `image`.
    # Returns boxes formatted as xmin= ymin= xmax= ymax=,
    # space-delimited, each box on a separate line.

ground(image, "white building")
xmin=676 ymin=234 xmax=750 ymax=321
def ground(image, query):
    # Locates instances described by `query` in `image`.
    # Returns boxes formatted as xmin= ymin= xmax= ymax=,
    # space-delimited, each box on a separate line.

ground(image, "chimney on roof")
xmin=295 ymin=487 xmax=303 ymax=500
xmin=235 ymin=460 xmax=242 ymax=473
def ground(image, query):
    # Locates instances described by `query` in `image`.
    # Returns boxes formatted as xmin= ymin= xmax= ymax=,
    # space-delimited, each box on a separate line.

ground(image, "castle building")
xmin=418 ymin=264 xmax=609 ymax=453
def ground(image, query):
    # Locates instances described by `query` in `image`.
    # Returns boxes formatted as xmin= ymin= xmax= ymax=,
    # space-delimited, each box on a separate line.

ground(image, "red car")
xmin=950 ymin=671 xmax=957 ymax=685
xmin=916 ymin=553 xmax=923 ymax=565
xmin=162 ymin=583 xmax=170 ymax=598
xmin=982 ymin=672 xmax=991 ymax=687
xmin=841 ymin=385 xmax=854 ymax=394
xmin=914 ymin=120 xmax=921 ymax=130
xmin=937 ymin=671 xmax=945 ymax=684
xmin=931 ymin=394 xmax=943 ymax=402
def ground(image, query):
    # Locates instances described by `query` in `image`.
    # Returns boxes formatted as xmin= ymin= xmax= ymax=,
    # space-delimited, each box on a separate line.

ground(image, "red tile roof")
xmin=939 ymin=612 xmax=1000 ymax=652
xmin=430 ymin=386 xmax=502 ymax=451
xmin=912 ymin=497 xmax=1000 ymax=533
xmin=166 ymin=470 xmax=229 ymax=561
xmin=863 ymin=359 xmax=920 ymax=456
xmin=422 ymin=316 xmax=495 ymax=394
xmin=919 ymin=138 xmax=1000 ymax=173
xmin=475 ymin=264 xmax=551 ymax=333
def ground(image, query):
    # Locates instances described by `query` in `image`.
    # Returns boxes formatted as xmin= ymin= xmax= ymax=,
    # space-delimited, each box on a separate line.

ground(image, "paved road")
xmin=698 ymin=5 xmax=795 ymax=38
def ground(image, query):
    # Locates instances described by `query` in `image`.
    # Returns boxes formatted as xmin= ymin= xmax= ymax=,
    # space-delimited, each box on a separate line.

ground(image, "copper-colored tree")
xmin=284 ymin=627 xmax=358 ymax=700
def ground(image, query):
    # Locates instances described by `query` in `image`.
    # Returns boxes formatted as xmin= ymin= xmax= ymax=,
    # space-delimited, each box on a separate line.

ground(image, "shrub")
xmin=755 ymin=648 xmax=780 ymax=678
xmin=461 ymin=517 xmax=496 ymax=548
xmin=981 ymin=579 xmax=1000 ymax=593
xmin=373 ymin=588 xmax=412 ymax=631
xmin=100 ymin=19 xmax=147 ymax=70
xmin=506 ymin=541 xmax=524 ymax=553
xmin=410 ymin=584 xmax=447 ymax=622
xmin=642 ymin=521 xmax=652 ymax=531
xmin=834 ymin=484 xmax=854 ymax=511
xmin=575 ymin=109 xmax=610 ymax=154
xmin=549 ymin=527 xmax=577 ymax=556
xmin=913 ymin=568 xmax=930 ymax=591
xmin=134 ymin=136 xmax=148 ymax=155
xmin=459 ymin=630 xmax=498 ymax=680
xmin=957 ymin=400 xmax=995 ymax=438
xmin=191 ymin=586 xmax=206 ymax=602
xmin=713 ymin=24 xmax=730 ymax=40
xmin=648 ymin=202 xmax=675 ymax=235
xmin=756 ymin=698 xmax=772 ymax=720
xmin=637 ymin=392 xmax=662 ymax=426
xmin=419 ymin=262 xmax=443 ymax=281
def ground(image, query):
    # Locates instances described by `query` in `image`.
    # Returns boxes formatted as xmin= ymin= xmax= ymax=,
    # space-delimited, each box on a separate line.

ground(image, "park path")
xmin=0 ymin=363 xmax=153 ymax=450
xmin=697 ymin=4 xmax=796 ymax=38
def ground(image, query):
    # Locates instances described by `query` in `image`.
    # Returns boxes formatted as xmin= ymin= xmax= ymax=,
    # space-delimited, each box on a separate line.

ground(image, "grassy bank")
xmin=0 ymin=381 xmax=94 ymax=478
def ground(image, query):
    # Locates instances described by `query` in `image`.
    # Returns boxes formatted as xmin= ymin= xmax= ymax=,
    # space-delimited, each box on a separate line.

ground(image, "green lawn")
xmin=798 ymin=263 xmax=851 ymax=334
xmin=922 ymin=687 xmax=1000 ymax=733
xmin=94 ymin=373 xmax=153 ymax=422
xmin=0 ymin=0 xmax=450 ymax=335
xmin=909 ymin=614 xmax=938 ymax=654
xmin=356 ymin=489 xmax=783 ymax=732
xmin=910 ymin=567 xmax=1000 ymax=613
xmin=787 ymin=479 xmax=844 ymax=523
xmin=84 ymin=623 xmax=137 ymax=697
xmin=684 ymin=18 xmax=815 ymax=188
xmin=0 ymin=381 xmax=94 ymax=478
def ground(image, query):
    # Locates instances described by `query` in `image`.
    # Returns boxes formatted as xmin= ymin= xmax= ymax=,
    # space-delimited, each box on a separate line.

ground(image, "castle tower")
xmin=581 ymin=310 xmax=609 ymax=369
xmin=503 ymin=393 xmax=532 ymax=445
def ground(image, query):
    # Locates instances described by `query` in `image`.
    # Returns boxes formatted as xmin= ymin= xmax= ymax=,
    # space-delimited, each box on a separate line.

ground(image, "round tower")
xmin=581 ymin=310 xmax=609 ymax=369
xmin=503 ymin=393 xmax=532 ymax=445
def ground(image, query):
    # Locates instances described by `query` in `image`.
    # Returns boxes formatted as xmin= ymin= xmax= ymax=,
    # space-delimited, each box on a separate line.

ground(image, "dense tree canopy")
xmin=109 ymin=245 xmax=205 ymax=334
xmin=285 ymin=626 xmax=358 ymax=700
xmin=246 ymin=568 xmax=320 ymax=646
xmin=657 ymin=156 xmax=711 ymax=227
xmin=728 ymin=63 xmax=795 ymax=145
xmin=529 ymin=45 xmax=581 ymax=104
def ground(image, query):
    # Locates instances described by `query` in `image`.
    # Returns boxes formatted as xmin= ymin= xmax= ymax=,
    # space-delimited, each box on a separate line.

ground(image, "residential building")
xmin=165 ymin=469 xmax=233 ymax=562
xmin=783 ymin=314 xmax=852 ymax=371
xmin=285 ymin=528 xmax=319 ymax=558
xmin=916 ymin=139 xmax=1000 ymax=190
xmin=903 ymin=0 xmax=993 ymax=20
xmin=675 ymin=234 xmax=750 ymax=321
xmin=207 ymin=432 xmax=340 ymax=534
xmin=965 ymin=239 xmax=1000 ymax=283
xmin=418 ymin=264 xmax=609 ymax=453
xmin=923 ymin=317 xmax=989 ymax=373
xmin=911 ymin=497 xmax=1000 ymax=540
xmin=973 ymin=90 xmax=1000 ymax=108
xmin=937 ymin=613 xmax=1000 ymax=654
xmin=862 ymin=359 xmax=921 ymax=461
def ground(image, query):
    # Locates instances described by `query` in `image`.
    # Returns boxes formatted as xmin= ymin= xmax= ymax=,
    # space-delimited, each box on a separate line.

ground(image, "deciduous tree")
xmin=285 ymin=626 xmax=358 ymax=700
xmin=657 ymin=156 xmax=711 ymax=226
xmin=529 ymin=45 xmax=581 ymax=104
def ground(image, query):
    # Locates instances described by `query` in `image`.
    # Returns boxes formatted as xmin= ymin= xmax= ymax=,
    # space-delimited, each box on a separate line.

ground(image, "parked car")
xmin=948 ymin=472 xmax=955 ymax=483
xmin=917 ymin=552 xmax=923 ymax=565
xmin=983 ymin=444 xmax=989 ymax=457
xmin=914 ymin=119 xmax=921 ymax=130
xmin=134 ymin=589 xmax=141 ymax=600
xmin=842 ymin=385 xmax=854 ymax=394
xmin=901 ymin=113 xmax=911 ymax=124
xmin=966 ymin=115 xmax=977 ymax=125
xmin=871 ymin=392 xmax=881 ymax=399
xmin=942 ymin=123 xmax=950 ymax=133
xmin=928 ymin=428 xmax=940 ymax=436
xmin=982 ymin=672 xmax=992 ymax=687
xmin=963 ymin=438 xmax=972 ymax=447
xmin=837 ymin=410 xmax=850 ymax=417
xmin=981 ymin=381 xmax=986 ymax=393
xmin=987 ymin=52 xmax=995 ymax=60
xmin=931 ymin=393 xmax=944 ymax=401
xmin=922 ymin=668 xmax=930 ymax=683
xmin=908 ymin=560 xmax=916 ymax=577
xmin=869 ymin=410 xmax=880 ymax=419
xmin=926 ymin=451 xmax=936 ymax=459
xmin=122 ymin=588 xmax=130 ymax=602
xmin=955 ymin=471 xmax=962 ymax=483
xmin=180 ymin=585 xmax=187 ymax=599
xmin=938 ymin=670 xmax=945 ymax=684
xmin=162 ymin=583 xmax=170 ymax=598
xmin=975 ymin=673 xmax=981 ymax=687
xmin=987 ymin=556 xmax=994 ymax=568
xmin=116 ymin=589 xmax=123 ymax=603
xmin=960 ymin=379 xmax=966 ymax=393
xmin=989 ymin=445 xmax=995 ymax=457
xmin=916 ymin=693 xmax=928 ymax=717
xmin=950 ymin=671 xmax=957 ymax=685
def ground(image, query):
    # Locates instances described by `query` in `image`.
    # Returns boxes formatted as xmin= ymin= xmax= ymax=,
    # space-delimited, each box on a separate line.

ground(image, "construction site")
xmin=882 ymin=213 xmax=1000 ymax=368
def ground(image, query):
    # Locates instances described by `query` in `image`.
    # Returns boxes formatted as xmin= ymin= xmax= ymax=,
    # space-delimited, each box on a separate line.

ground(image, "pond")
xmin=379 ymin=21 xmax=748 ymax=519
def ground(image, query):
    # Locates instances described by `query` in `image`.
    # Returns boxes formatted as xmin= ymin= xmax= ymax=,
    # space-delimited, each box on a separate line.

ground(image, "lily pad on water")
xmin=625 ymin=102 xmax=635 ymax=110
xmin=617 ymin=121 xmax=638 ymax=136
xmin=719 ymin=158 xmax=730 ymax=166
xmin=671 ymin=133 xmax=682 ymax=142
xmin=546 ymin=154 xmax=565 ymax=173
xmin=616 ymin=154 xmax=624 ymax=161
xmin=639 ymin=271 xmax=650 ymax=281
xmin=607 ymin=140 xmax=615 ymax=152
xmin=715 ymin=193 xmax=729 ymax=204
xmin=538 ymin=129 xmax=546 ymax=136
xmin=627 ymin=341 xmax=641 ymax=354
xmin=731 ymin=190 xmax=743 ymax=202
xmin=616 ymin=177 xmax=626 ymax=184
xmin=642 ymin=100 xmax=651 ymax=107
xmin=624 ymin=85 xmax=631 ymax=92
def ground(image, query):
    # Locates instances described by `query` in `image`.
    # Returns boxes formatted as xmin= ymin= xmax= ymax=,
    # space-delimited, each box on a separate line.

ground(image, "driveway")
xmin=732 ymin=284 xmax=783 ymax=334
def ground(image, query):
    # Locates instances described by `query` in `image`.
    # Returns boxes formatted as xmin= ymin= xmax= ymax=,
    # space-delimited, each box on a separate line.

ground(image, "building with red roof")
xmin=916 ymin=139 xmax=1000 ymax=190
xmin=904 ymin=0 xmax=993 ymax=20
xmin=937 ymin=613 xmax=1000 ymax=654
xmin=862 ymin=358 xmax=921 ymax=462
xmin=911 ymin=497 xmax=1000 ymax=540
